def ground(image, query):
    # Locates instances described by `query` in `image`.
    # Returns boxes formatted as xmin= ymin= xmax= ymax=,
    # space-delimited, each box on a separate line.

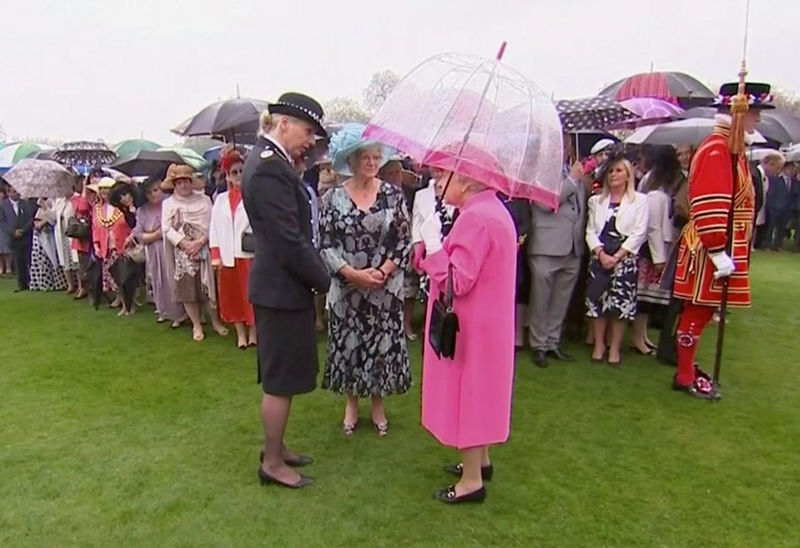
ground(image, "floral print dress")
xmin=319 ymin=182 xmax=412 ymax=397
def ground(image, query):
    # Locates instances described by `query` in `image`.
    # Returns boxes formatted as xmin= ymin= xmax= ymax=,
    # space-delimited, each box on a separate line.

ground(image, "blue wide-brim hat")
xmin=329 ymin=123 xmax=395 ymax=177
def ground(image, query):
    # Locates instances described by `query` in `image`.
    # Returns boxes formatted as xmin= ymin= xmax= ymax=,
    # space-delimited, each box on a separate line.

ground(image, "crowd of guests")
xmin=1 ymin=96 xmax=795 ymax=504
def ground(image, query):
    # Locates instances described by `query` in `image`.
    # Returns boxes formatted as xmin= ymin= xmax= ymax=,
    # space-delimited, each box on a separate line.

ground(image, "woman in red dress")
xmin=209 ymin=150 xmax=256 ymax=349
xmin=91 ymin=177 xmax=133 ymax=315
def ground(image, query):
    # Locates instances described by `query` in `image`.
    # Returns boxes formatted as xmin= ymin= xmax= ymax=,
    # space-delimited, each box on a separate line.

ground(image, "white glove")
xmin=709 ymin=251 xmax=735 ymax=279
xmin=420 ymin=214 xmax=443 ymax=254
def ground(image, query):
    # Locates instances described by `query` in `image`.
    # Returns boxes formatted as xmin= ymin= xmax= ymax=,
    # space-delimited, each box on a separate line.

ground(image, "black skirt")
xmin=255 ymin=306 xmax=319 ymax=396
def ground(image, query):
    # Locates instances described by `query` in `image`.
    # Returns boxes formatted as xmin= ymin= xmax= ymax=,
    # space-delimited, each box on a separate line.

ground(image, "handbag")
xmin=428 ymin=265 xmax=459 ymax=359
xmin=241 ymin=231 xmax=255 ymax=253
xmin=66 ymin=216 xmax=91 ymax=241
xmin=586 ymin=216 xmax=625 ymax=302
xmin=125 ymin=242 xmax=146 ymax=264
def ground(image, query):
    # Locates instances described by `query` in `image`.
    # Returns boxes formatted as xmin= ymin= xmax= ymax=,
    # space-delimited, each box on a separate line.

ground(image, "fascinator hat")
xmin=329 ymin=123 xmax=396 ymax=177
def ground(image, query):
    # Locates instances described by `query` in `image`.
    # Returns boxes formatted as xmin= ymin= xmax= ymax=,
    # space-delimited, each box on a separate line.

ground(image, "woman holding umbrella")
xmin=415 ymin=147 xmax=518 ymax=504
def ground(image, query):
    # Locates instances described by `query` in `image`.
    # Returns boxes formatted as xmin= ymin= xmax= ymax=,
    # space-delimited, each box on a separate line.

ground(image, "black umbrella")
xmin=111 ymin=150 xmax=186 ymax=179
xmin=172 ymin=97 xmax=270 ymax=144
xmin=86 ymin=254 xmax=105 ymax=310
xmin=680 ymin=107 xmax=800 ymax=145
xmin=570 ymin=130 xmax=620 ymax=159
xmin=54 ymin=141 xmax=117 ymax=167
xmin=109 ymin=256 xmax=142 ymax=312
xmin=556 ymin=96 xmax=638 ymax=131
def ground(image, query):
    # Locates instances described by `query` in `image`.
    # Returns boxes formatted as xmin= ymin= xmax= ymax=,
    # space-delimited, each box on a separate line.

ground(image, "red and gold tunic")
xmin=672 ymin=126 xmax=755 ymax=307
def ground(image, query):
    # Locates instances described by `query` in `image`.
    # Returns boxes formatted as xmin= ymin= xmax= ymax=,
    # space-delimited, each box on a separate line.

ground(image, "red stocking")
xmin=675 ymin=302 xmax=716 ymax=387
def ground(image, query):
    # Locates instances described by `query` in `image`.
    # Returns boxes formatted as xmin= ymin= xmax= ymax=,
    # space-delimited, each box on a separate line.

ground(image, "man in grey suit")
xmin=527 ymin=161 xmax=586 ymax=368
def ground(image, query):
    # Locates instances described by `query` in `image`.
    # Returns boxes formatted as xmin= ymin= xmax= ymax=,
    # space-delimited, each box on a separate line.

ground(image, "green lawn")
xmin=1 ymin=251 xmax=799 ymax=547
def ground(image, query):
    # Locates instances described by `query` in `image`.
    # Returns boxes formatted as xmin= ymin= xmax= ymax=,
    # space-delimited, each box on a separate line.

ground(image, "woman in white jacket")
xmin=585 ymin=155 xmax=648 ymax=366
xmin=209 ymin=150 xmax=256 ymax=349
xmin=631 ymin=147 xmax=680 ymax=355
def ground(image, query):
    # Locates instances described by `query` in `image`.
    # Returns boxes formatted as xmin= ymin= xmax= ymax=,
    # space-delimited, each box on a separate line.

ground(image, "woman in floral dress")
xmin=320 ymin=124 xmax=411 ymax=436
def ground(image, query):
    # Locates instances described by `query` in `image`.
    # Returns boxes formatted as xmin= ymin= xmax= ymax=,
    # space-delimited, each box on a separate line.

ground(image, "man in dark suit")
xmin=242 ymin=92 xmax=331 ymax=489
xmin=766 ymin=159 xmax=795 ymax=251
xmin=0 ymin=184 xmax=34 ymax=291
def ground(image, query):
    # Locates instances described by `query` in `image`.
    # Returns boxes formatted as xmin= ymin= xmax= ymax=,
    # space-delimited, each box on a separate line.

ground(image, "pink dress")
xmin=419 ymin=190 xmax=517 ymax=449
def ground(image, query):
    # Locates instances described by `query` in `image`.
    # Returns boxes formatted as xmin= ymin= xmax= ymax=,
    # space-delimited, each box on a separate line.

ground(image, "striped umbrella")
xmin=600 ymin=72 xmax=715 ymax=108
xmin=0 ymin=142 xmax=48 ymax=170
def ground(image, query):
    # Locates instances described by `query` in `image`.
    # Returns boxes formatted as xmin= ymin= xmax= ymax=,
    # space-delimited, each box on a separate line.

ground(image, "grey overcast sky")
xmin=0 ymin=0 xmax=794 ymax=145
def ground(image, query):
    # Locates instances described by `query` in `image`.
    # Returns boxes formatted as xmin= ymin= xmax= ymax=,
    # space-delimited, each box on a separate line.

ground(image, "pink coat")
xmin=419 ymin=190 xmax=517 ymax=449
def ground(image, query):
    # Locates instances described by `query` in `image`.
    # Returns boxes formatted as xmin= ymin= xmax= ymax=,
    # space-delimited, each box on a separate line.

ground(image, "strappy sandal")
xmin=373 ymin=421 xmax=389 ymax=437
xmin=342 ymin=419 xmax=359 ymax=436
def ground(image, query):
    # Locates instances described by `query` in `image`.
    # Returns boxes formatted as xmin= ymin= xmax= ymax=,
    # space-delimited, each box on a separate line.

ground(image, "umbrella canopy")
xmin=599 ymin=71 xmax=715 ymax=108
xmin=680 ymin=107 xmax=800 ymax=145
xmin=172 ymin=98 xmax=270 ymax=143
xmin=556 ymin=96 xmax=639 ymax=132
xmin=364 ymin=50 xmax=563 ymax=207
xmin=612 ymin=98 xmax=684 ymax=128
xmin=157 ymin=147 xmax=207 ymax=171
xmin=0 ymin=142 xmax=48 ymax=170
xmin=3 ymin=158 xmax=78 ymax=199
xmin=53 ymin=141 xmax=117 ymax=168
xmin=114 ymin=139 xmax=161 ymax=158
xmin=111 ymin=150 xmax=186 ymax=179
xmin=625 ymin=118 xmax=766 ymax=147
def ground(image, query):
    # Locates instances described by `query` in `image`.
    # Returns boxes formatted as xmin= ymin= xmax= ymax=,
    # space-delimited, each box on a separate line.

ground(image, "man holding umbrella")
xmin=242 ymin=92 xmax=330 ymax=489
xmin=670 ymin=82 xmax=774 ymax=399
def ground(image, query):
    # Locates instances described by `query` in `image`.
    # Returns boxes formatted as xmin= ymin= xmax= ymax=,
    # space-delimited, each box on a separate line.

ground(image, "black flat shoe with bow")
xmin=433 ymin=485 xmax=486 ymax=504
xmin=443 ymin=462 xmax=493 ymax=481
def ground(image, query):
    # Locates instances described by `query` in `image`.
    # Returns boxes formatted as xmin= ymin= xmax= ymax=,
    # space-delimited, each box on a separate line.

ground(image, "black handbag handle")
xmin=445 ymin=264 xmax=454 ymax=310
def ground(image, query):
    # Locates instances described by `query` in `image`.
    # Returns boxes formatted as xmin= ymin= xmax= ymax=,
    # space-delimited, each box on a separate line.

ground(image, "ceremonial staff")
xmin=712 ymin=0 xmax=750 ymax=385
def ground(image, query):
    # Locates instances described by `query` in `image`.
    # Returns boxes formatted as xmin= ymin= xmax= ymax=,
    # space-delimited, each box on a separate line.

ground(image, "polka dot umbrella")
xmin=555 ymin=96 xmax=639 ymax=132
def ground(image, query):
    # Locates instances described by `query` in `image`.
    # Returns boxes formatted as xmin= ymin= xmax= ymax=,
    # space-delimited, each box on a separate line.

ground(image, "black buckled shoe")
xmin=433 ymin=484 xmax=486 ymax=504
xmin=531 ymin=349 xmax=549 ymax=368
xmin=443 ymin=462 xmax=494 ymax=481
xmin=547 ymin=347 xmax=575 ymax=361
xmin=672 ymin=373 xmax=721 ymax=401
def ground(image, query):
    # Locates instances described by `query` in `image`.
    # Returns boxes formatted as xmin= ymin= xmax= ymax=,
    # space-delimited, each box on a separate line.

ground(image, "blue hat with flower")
xmin=328 ymin=123 xmax=395 ymax=177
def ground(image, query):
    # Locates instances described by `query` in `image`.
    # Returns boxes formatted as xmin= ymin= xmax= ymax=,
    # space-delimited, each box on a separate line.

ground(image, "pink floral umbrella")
xmin=363 ymin=45 xmax=563 ymax=209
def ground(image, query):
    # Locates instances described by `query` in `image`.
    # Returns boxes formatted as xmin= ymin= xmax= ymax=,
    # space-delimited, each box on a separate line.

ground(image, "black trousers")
xmin=11 ymin=242 xmax=31 ymax=289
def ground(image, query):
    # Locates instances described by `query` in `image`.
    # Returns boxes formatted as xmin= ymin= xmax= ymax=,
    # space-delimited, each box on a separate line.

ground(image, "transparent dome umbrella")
xmin=364 ymin=44 xmax=563 ymax=209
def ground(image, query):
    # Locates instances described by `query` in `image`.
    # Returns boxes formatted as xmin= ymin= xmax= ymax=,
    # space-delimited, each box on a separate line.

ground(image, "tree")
xmin=772 ymin=88 xmax=800 ymax=117
xmin=324 ymin=97 xmax=370 ymax=124
xmin=363 ymin=70 xmax=400 ymax=114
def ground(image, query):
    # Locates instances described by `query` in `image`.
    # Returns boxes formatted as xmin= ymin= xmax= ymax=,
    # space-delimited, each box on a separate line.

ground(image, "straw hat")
xmin=87 ymin=176 xmax=116 ymax=194
xmin=161 ymin=164 xmax=195 ymax=190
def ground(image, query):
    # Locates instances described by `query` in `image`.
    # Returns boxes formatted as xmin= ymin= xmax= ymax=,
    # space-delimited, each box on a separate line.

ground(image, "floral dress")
xmin=585 ymin=203 xmax=638 ymax=321
xmin=319 ymin=182 xmax=412 ymax=397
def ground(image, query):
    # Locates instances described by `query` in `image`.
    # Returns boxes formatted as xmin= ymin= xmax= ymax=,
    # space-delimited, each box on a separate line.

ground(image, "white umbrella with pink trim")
xmin=363 ymin=44 xmax=563 ymax=209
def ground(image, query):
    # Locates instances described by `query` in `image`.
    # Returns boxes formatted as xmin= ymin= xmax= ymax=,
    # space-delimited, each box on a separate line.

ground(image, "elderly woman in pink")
xmin=416 ymin=158 xmax=517 ymax=505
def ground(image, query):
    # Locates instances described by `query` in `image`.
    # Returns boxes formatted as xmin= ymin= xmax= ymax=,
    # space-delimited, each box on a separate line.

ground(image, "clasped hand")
xmin=347 ymin=267 xmax=386 ymax=290
xmin=179 ymin=238 xmax=204 ymax=258
xmin=598 ymin=251 xmax=619 ymax=271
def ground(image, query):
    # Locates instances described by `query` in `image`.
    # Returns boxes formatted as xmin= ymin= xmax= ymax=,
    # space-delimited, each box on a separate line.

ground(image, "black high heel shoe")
xmin=433 ymin=484 xmax=486 ymax=504
xmin=444 ymin=462 xmax=493 ymax=481
xmin=258 ymin=468 xmax=314 ymax=489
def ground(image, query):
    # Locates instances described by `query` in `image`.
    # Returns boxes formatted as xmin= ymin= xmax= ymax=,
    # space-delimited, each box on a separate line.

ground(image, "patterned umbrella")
xmin=53 ymin=141 xmax=117 ymax=168
xmin=3 ymin=158 xmax=78 ymax=199
xmin=599 ymin=71 xmax=715 ymax=108
xmin=556 ymin=96 xmax=638 ymax=131
xmin=0 ymin=142 xmax=50 ymax=171
xmin=114 ymin=139 xmax=161 ymax=158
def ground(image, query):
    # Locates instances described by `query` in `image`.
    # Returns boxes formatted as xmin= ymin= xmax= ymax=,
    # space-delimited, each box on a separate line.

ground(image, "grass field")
xmin=1 ymin=251 xmax=799 ymax=547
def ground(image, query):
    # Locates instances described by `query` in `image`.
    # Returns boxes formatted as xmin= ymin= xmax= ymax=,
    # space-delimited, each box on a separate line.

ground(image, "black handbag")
xmin=428 ymin=266 xmax=459 ymax=359
xmin=586 ymin=216 xmax=625 ymax=302
xmin=66 ymin=216 xmax=90 ymax=241
xmin=241 ymin=232 xmax=255 ymax=253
